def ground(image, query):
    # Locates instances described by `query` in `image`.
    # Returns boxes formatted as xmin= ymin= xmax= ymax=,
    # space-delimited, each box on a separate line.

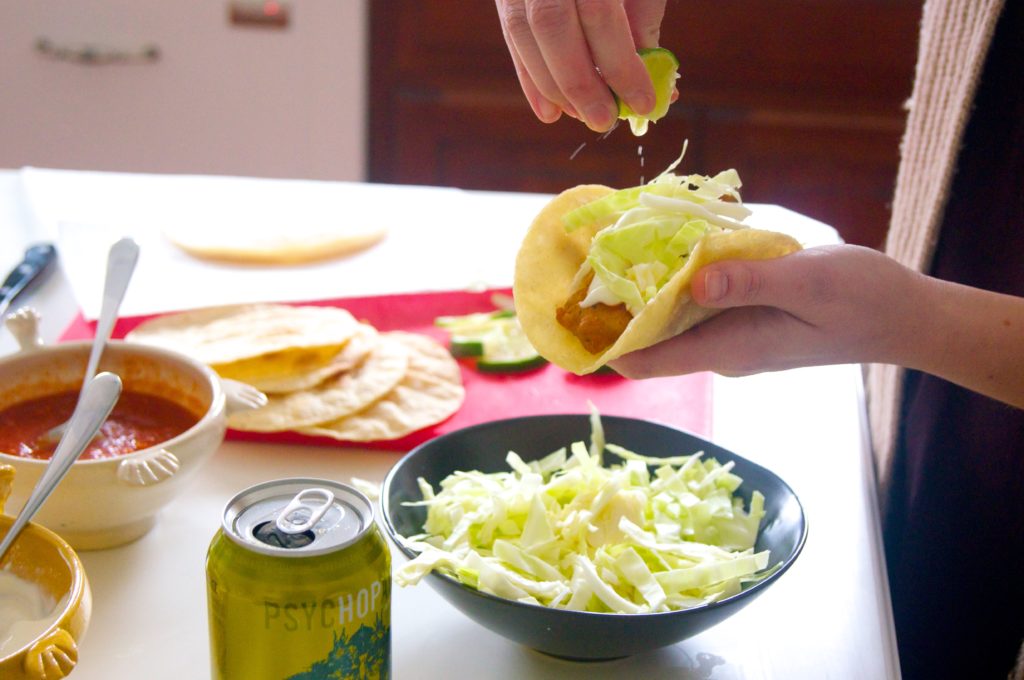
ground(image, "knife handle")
xmin=0 ymin=243 xmax=57 ymax=302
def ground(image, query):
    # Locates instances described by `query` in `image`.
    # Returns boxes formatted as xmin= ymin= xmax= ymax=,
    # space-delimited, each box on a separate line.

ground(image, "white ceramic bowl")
xmin=0 ymin=312 xmax=263 ymax=550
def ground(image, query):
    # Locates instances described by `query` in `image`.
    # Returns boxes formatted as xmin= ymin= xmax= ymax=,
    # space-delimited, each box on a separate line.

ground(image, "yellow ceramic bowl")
xmin=0 ymin=311 xmax=263 ymax=550
xmin=0 ymin=515 xmax=91 ymax=680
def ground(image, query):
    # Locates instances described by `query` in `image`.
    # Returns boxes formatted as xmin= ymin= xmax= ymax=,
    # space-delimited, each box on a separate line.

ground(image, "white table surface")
xmin=0 ymin=169 xmax=901 ymax=679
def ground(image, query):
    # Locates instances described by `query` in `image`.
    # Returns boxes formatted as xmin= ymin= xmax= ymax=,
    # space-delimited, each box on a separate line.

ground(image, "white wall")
xmin=0 ymin=0 xmax=367 ymax=181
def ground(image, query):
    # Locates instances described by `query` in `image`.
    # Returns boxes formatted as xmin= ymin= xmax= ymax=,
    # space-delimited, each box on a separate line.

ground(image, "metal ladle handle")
xmin=0 ymin=372 xmax=123 ymax=562
xmin=80 ymin=237 xmax=139 ymax=398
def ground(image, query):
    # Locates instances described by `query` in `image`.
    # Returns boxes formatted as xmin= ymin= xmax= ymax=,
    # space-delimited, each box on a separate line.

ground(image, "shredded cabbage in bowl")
xmin=394 ymin=410 xmax=775 ymax=614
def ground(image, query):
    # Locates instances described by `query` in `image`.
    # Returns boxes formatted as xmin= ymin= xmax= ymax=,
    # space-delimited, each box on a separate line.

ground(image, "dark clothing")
xmin=884 ymin=2 xmax=1024 ymax=679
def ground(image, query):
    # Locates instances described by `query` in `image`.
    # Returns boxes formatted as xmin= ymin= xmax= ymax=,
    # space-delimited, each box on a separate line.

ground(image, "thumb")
xmin=692 ymin=257 xmax=797 ymax=310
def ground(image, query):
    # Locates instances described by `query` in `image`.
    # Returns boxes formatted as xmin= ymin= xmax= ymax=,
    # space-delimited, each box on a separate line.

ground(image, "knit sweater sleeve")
xmin=865 ymin=0 xmax=1005 ymax=496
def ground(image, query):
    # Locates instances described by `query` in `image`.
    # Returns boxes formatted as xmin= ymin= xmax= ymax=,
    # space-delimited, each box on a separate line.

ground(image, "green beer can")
xmin=207 ymin=478 xmax=391 ymax=679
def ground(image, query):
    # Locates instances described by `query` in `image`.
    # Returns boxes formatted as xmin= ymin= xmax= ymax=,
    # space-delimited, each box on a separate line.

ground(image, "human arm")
xmin=609 ymin=244 xmax=1024 ymax=409
xmin=493 ymin=0 xmax=667 ymax=131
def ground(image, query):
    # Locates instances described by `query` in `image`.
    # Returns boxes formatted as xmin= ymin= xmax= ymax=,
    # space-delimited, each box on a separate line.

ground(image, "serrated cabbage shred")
xmin=562 ymin=150 xmax=754 ymax=316
xmin=395 ymin=413 xmax=772 ymax=614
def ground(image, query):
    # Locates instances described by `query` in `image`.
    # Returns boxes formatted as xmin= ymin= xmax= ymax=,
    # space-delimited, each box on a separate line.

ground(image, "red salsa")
xmin=0 ymin=390 xmax=199 ymax=460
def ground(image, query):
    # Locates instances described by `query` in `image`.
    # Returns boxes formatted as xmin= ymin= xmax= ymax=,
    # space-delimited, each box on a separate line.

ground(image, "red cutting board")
xmin=61 ymin=289 xmax=712 ymax=450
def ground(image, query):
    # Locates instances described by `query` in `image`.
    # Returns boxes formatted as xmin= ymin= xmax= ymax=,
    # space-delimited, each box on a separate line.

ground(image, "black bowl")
xmin=381 ymin=414 xmax=807 ymax=660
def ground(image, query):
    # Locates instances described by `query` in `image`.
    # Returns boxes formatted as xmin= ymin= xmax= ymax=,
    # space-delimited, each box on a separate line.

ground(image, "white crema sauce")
xmin=0 ymin=568 xmax=62 ymax=658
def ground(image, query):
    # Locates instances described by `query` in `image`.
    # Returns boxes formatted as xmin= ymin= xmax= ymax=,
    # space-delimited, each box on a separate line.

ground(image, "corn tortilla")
xmin=299 ymin=332 xmax=464 ymax=441
xmin=514 ymin=185 xmax=802 ymax=375
xmin=126 ymin=304 xmax=362 ymax=369
xmin=164 ymin=223 xmax=386 ymax=265
xmin=251 ymin=323 xmax=379 ymax=394
xmin=226 ymin=335 xmax=410 ymax=432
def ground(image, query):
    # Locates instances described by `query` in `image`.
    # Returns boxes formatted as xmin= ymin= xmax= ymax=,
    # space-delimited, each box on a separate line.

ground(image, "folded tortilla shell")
xmin=250 ymin=323 xmax=380 ymax=394
xmin=126 ymin=304 xmax=362 ymax=367
xmin=299 ymin=332 xmax=464 ymax=441
xmin=226 ymin=335 xmax=410 ymax=432
xmin=514 ymin=185 xmax=802 ymax=375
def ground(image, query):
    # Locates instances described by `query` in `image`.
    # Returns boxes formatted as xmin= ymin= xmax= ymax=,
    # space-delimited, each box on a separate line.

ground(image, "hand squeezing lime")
xmin=617 ymin=47 xmax=680 ymax=136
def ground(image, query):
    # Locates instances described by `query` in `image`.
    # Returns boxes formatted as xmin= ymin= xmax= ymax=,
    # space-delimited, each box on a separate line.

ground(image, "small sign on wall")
xmin=229 ymin=0 xmax=291 ymax=29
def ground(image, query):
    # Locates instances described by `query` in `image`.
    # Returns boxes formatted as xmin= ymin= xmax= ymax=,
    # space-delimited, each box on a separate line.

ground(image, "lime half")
xmin=617 ymin=47 xmax=680 ymax=136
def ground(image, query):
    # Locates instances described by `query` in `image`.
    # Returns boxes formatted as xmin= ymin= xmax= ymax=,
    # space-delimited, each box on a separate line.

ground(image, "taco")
xmin=514 ymin=167 xmax=802 ymax=375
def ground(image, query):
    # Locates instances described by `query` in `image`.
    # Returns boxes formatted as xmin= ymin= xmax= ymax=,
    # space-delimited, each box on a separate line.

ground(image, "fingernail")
xmin=583 ymin=103 xmax=615 ymax=131
xmin=628 ymin=91 xmax=655 ymax=115
xmin=704 ymin=270 xmax=728 ymax=302
xmin=535 ymin=98 xmax=561 ymax=122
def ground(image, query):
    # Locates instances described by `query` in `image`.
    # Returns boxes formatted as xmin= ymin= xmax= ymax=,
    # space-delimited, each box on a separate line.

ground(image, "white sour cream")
xmin=0 ymin=568 xmax=60 ymax=658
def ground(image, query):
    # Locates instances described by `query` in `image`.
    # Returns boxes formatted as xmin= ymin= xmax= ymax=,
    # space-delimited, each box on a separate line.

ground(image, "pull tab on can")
xmin=275 ymin=488 xmax=337 ymax=535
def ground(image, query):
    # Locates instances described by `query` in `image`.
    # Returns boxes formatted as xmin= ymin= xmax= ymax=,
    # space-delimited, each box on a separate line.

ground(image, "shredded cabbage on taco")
xmin=514 ymin=153 xmax=802 ymax=375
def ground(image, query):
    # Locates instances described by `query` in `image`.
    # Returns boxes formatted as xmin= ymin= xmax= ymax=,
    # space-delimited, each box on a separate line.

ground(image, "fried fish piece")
xmin=555 ymin=271 xmax=633 ymax=355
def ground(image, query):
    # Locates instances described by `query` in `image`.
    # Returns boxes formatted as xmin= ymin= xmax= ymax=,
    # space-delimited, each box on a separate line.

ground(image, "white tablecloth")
xmin=0 ymin=169 xmax=900 ymax=679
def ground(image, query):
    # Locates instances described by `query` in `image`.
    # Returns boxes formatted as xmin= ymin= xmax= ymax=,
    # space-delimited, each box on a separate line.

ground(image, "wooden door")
xmin=369 ymin=1 xmax=921 ymax=247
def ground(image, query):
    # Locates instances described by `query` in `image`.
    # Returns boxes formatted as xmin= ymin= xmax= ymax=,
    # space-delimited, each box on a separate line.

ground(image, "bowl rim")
xmin=0 ymin=515 xmax=88 ymax=663
xmin=0 ymin=339 xmax=226 ymax=467
xmin=380 ymin=412 xmax=809 ymax=619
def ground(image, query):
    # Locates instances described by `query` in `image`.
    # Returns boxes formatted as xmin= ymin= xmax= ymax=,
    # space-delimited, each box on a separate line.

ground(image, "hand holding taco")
xmin=514 ymin=162 xmax=802 ymax=375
